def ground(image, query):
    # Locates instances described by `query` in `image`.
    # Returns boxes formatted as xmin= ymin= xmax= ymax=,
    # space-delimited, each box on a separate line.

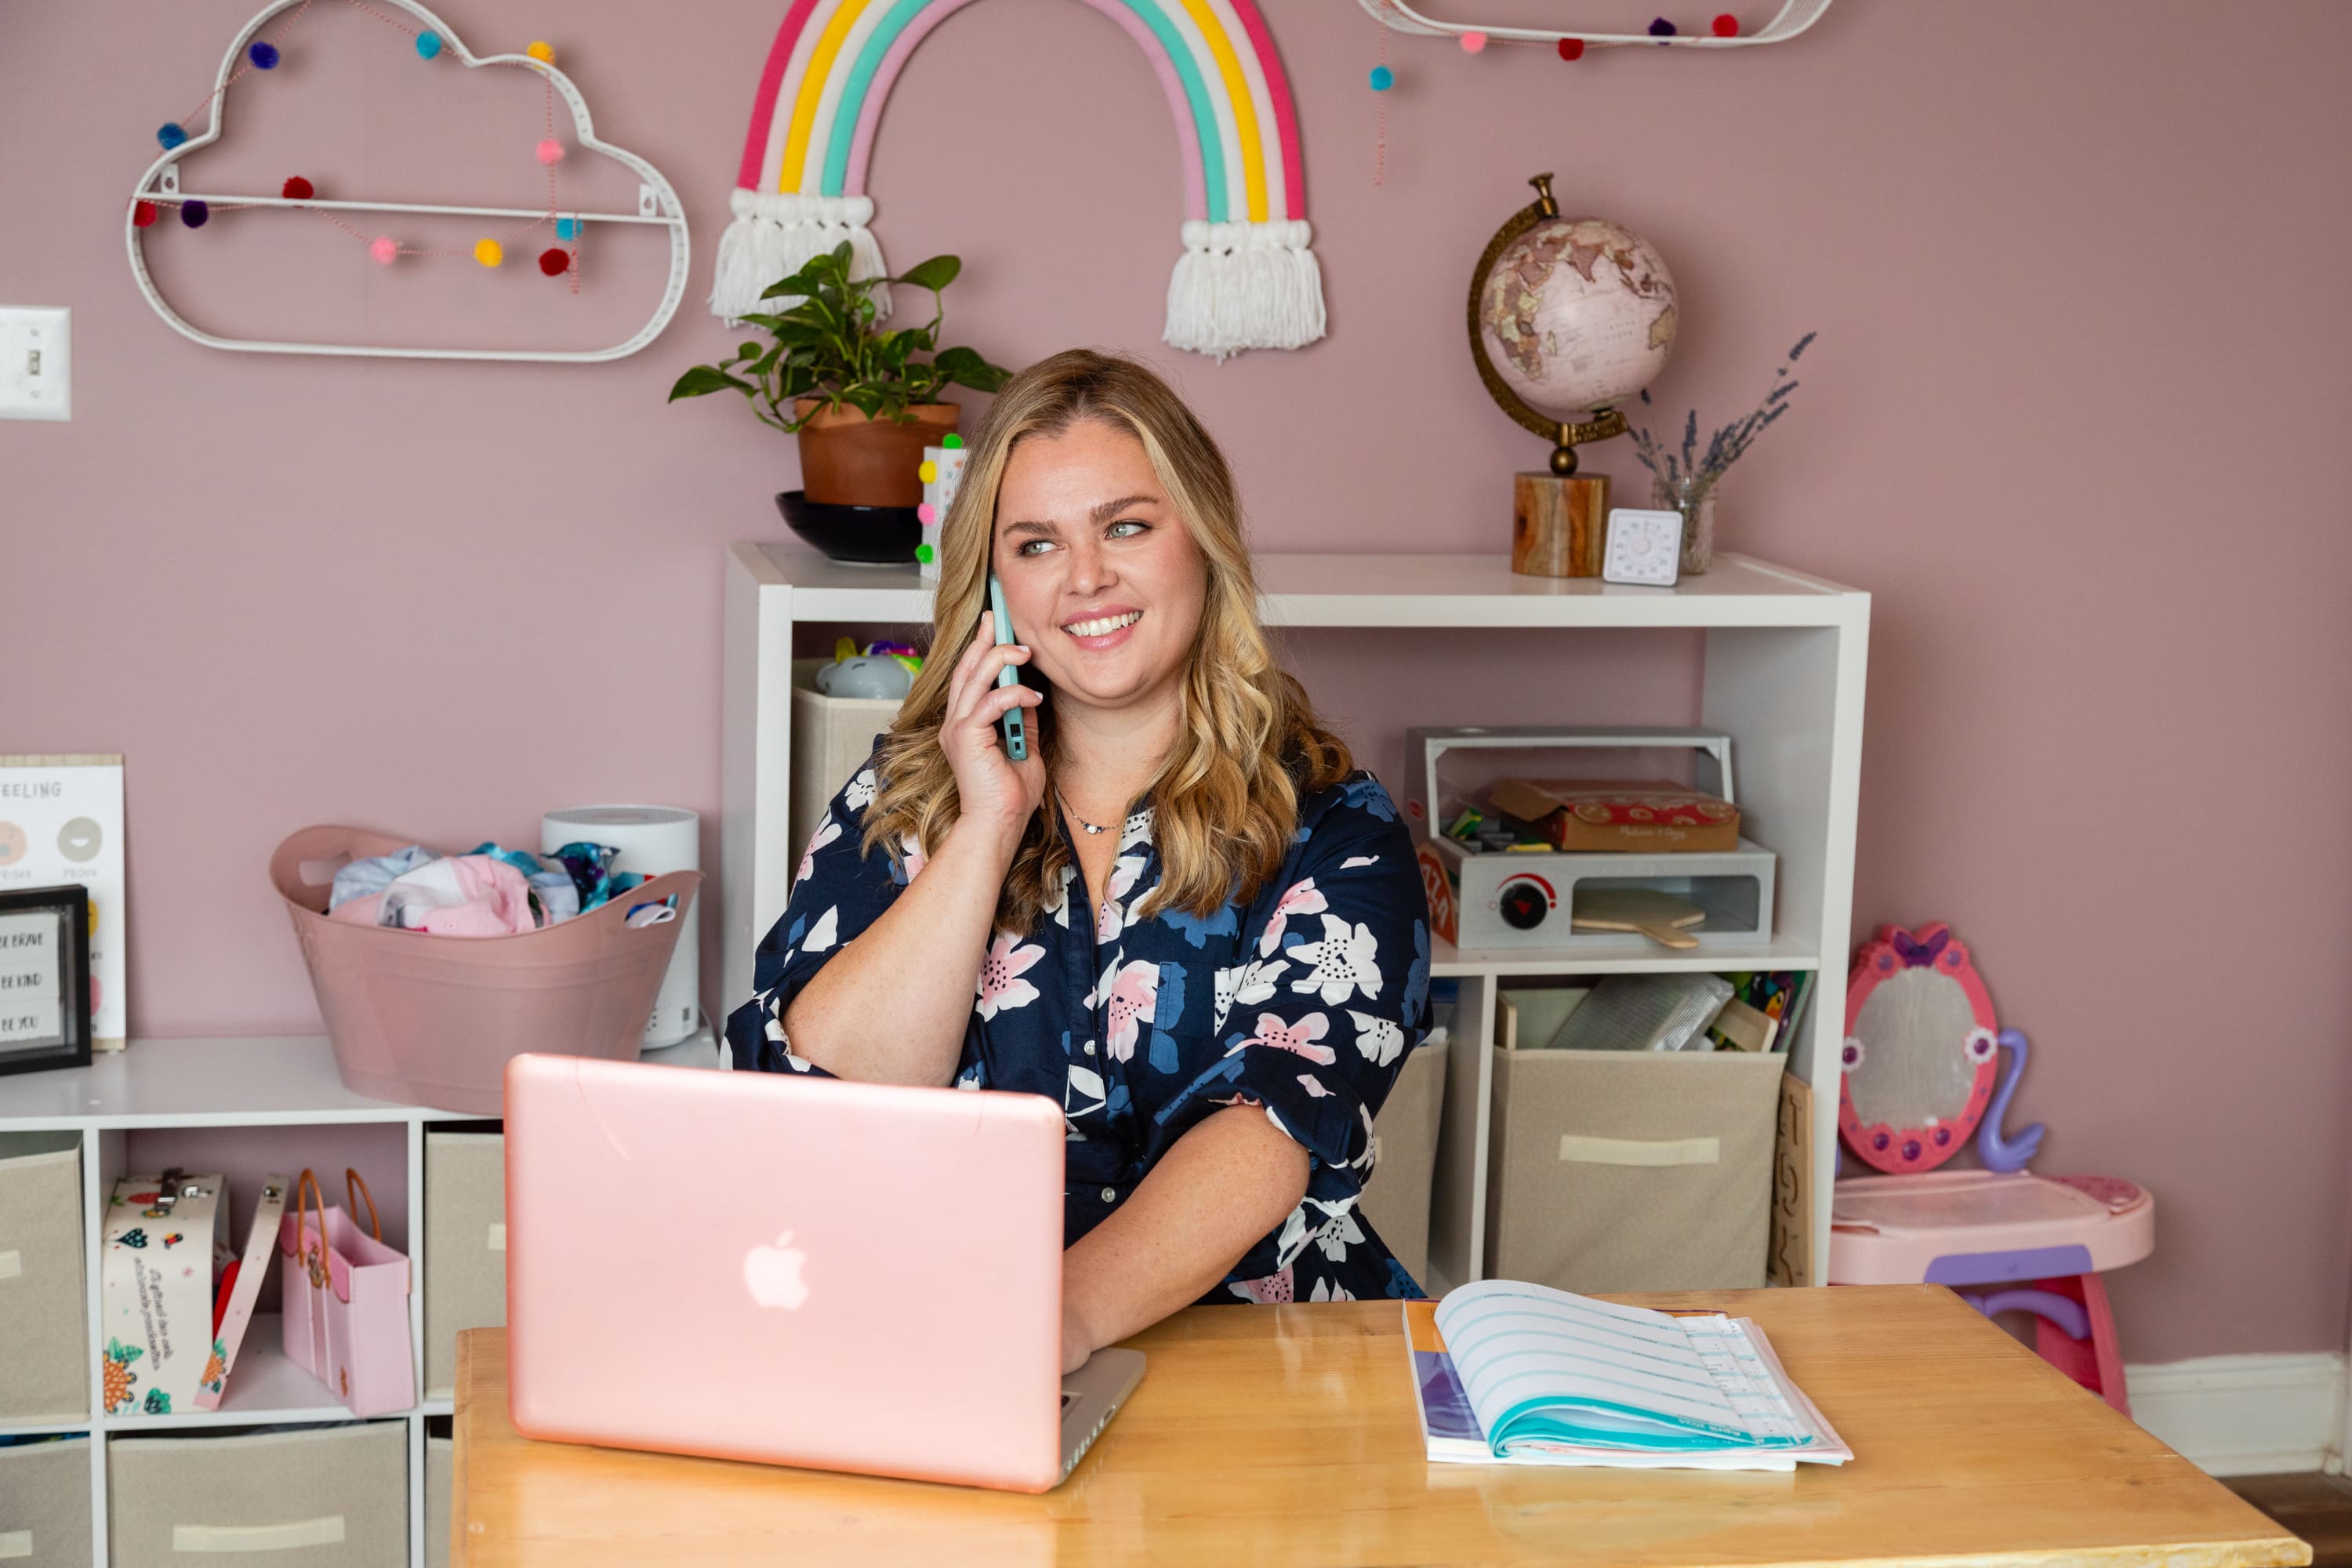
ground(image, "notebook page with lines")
xmin=1411 ymin=1281 xmax=1850 ymax=1467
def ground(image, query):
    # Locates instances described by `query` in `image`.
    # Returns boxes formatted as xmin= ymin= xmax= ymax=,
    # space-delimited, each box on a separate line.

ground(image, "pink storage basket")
xmin=271 ymin=826 xmax=703 ymax=1116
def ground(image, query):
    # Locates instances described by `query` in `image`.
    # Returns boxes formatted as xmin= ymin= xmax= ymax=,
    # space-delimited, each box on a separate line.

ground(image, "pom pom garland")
xmin=918 ymin=460 xmax=938 ymax=483
xmin=526 ymin=40 xmax=554 ymax=63
xmin=916 ymin=503 xmax=936 ymax=524
xmin=1712 ymin=12 xmax=1740 ymax=34
xmin=555 ymin=217 xmax=579 ymax=241
xmin=474 ymin=238 xmax=504 ymax=267
xmin=180 ymin=200 xmax=210 ymax=229
xmin=158 ymin=122 xmax=189 ymax=150
xmin=249 ymin=40 xmax=281 ymax=69
xmin=133 ymin=201 xmax=158 ymax=228
xmin=1460 ymin=31 xmax=1486 ymax=52
xmin=370 ymin=235 xmax=399 ymax=264
xmin=1368 ymin=64 xmax=1393 ymax=91
xmin=914 ymin=543 xmax=935 ymax=564
xmin=415 ymin=30 xmax=442 ymax=59
xmin=1649 ymin=16 xmax=1679 ymax=36
xmin=942 ymin=433 xmax=964 ymax=448
xmin=535 ymin=137 xmax=564 ymax=165
xmin=1557 ymin=37 xmax=1584 ymax=60
xmin=537 ymin=247 xmax=570 ymax=276
xmin=282 ymin=176 xmax=315 ymax=200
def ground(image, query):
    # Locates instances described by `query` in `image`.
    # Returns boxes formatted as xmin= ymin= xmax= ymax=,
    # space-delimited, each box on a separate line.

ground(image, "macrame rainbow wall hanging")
xmin=710 ymin=0 xmax=1321 ymax=359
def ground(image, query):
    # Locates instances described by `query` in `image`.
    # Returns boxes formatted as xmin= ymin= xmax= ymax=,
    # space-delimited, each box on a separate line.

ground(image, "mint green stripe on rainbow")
xmin=819 ymin=0 xmax=1232 ymax=223
xmin=1484 ymin=1394 xmax=1806 ymax=1455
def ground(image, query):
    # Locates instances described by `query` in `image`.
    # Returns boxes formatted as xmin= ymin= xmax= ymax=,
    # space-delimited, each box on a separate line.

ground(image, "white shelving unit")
xmin=0 ymin=1032 xmax=721 ymax=1567
xmin=722 ymin=543 xmax=1870 ymax=1292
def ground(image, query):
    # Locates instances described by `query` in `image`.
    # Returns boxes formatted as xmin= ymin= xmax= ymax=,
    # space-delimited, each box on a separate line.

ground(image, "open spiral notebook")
xmin=1405 ymin=1281 xmax=1851 ymax=1470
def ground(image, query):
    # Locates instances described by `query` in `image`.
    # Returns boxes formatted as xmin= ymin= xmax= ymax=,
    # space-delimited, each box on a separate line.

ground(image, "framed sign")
xmin=0 ymin=884 xmax=93 ymax=1076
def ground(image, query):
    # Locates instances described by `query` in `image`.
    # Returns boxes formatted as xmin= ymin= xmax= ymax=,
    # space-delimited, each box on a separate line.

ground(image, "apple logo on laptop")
xmin=744 ymin=1231 xmax=811 ymax=1310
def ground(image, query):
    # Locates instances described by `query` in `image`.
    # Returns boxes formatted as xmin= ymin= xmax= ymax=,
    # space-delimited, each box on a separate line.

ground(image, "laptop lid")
xmin=503 ymin=1054 xmax=1069 ymax=1491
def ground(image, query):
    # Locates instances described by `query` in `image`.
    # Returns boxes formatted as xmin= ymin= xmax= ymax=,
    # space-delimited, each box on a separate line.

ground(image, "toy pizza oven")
xmin=1406 ymin=727 xmax=1777 ymax=952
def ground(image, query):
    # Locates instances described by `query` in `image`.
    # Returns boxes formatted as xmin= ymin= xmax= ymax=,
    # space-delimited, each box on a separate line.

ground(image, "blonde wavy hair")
xmin=864 ymin=349 xmax=1352 ymax=933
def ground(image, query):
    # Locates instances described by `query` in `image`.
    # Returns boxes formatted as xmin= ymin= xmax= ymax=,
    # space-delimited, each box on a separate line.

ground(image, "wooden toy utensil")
xmin=1570 ymin=888 xmax=1706 ymax=949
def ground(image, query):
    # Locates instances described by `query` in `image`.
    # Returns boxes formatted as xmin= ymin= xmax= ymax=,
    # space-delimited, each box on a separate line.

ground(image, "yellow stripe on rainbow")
xmin=779 ymin=0 xmax=877 ymax=193
xmin=1175 ymin=0 xmax=1265 ymax=223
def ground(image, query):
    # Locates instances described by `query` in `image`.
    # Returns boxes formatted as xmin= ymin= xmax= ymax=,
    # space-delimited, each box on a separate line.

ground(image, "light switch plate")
xmin=1602 ymin=507 xmax=1682 ymax=586
xmin=0 ymin=307 xmax=71 ymax=421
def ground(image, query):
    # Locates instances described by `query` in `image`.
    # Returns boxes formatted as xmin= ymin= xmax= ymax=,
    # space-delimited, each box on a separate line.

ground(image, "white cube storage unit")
xmin=725 ymin=545 xmax=1869 ymax=1293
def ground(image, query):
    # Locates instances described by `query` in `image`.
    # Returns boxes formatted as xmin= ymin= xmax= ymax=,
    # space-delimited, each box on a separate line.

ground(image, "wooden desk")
xmin=452 ymin=1286 xmax=2308 ymax=1567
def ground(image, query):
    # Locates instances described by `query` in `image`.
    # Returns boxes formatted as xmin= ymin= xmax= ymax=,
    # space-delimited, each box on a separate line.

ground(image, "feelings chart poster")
xmin=0 ymin=756 xmax=125 ymax=1047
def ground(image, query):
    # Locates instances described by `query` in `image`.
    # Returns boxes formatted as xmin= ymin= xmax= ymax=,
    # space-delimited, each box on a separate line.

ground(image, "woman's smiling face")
xmin=991 ymin=418 xmax=1207 ymax=713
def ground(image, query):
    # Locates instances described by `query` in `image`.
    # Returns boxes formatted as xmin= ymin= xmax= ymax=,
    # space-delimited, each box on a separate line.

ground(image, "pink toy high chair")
xmin=1825 ymin=924 xmax=2154 ymax=1416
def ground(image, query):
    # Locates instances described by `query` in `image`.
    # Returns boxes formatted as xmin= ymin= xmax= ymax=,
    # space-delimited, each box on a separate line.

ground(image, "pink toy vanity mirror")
xmin=1839 ymin=924 xmax=2043 ymax=1174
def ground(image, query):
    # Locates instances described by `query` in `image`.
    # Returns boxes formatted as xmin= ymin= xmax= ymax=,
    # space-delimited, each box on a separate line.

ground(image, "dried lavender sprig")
xmin=1625 ymin=333 xmax=1816 ymax=495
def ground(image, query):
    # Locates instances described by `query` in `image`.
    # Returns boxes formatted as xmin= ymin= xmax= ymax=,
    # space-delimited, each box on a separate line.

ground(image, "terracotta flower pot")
xmin=794 ymin=400 xmax=960 ymax=508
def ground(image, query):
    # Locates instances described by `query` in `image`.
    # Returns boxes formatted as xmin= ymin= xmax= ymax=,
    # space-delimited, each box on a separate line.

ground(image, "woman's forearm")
xmin=1059 ymin=1105 xmax=1310 ymax=1368
xmin=780 ymin=815 xmax=1022 ymax=1086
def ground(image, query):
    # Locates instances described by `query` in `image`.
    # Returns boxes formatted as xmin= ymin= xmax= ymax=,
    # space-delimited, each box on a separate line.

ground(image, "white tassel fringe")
xmin=708 ymin=191 xmax=891 ymax=325
xmin=1163 ymin=219 xmax=1326 ymax=360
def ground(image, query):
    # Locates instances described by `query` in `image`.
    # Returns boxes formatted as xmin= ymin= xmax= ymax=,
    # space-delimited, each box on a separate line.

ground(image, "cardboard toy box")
xmin=1486 ymin=778 xmax=1740 ymax=854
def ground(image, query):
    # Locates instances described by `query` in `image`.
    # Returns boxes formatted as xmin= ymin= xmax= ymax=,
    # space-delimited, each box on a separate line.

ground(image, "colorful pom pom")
xmin=1711 ymin=11 xmax=1740 ymax=34
xmin=1460 ymin=30 xmax=1487 ymax=51
xmin=132 ymin=201 xmax=158 ymax=228
xmin=1368 ymin=64 xmax=1394 ymax=91
xmin=249 ymin=40 xmax=281 ymax=69
xmin=370 ymin=235 xmax=398 ymax=264
xmin=1556 ymin=37 xmax=1585 ymax=60
xmin=415 ymin=30 xmax=442 ymax=59
xmin=914 ymin=543 xmax=935 ymax=564
xmin=919 ymin=460 xmax=938 ymax=483
xmin=535 ymin=137 xmax=564 ymax=165
xmin=1650 ymin=16 xmax=1679 ymax=35
xmin=180 ymin=200 xmax=209 ymax=229
xmin=942 ymin=433 xmax=964 ymax=448
xmin=281 ymin=176 xmax=314 ymax=201
xmin=537 ymin=247 xmax=569 ymax=276
xmin=474 ymin=238 xmax=503 ymax=267
xmin=158 ymin=122 xmax=189 ymax=151
xmin=916 ymin=503 xmax=936 ymax=524
xmin=526 ymin=40 xmax=554 ymax=63
xmin=555 ymin=217 xmax=579 ymax=241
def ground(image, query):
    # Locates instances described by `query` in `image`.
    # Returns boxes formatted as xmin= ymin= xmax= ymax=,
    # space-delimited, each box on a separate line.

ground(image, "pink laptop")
xmin=502 ymin=1053 xmax=1145 ymax=1493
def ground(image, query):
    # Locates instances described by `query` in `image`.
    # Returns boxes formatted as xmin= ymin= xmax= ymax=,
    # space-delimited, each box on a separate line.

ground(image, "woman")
xmin=725 ymin=350 xmax=1432 ymax=1372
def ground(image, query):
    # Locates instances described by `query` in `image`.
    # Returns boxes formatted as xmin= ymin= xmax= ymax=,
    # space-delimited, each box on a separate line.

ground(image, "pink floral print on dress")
xmin=975 ymin=932 xmax=1046 ymax=1021
xmin=1227 ymin=1265 xmax=1294 ymax=1304
xmin=1102 ymin=960 xmax=1160 ymax=1062
xmin=1233 ymin=1011 xmax=1337 ymax=1065
xmin=1260 ymin=877 xmax=1330 ymax=956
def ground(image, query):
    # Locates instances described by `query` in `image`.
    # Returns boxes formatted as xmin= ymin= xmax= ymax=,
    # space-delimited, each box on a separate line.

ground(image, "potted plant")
xmin=670 ymin=242 xmax=1010 ymax=561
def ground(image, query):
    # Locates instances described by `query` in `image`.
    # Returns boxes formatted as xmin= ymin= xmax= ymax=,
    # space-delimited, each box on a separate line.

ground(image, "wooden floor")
xmin=2224 ymin=1475 xmax=2352 ymax=1567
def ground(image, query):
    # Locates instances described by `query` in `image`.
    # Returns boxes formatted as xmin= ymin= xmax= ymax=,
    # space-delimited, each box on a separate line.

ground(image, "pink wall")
xmin=5 ymin=0 xmax=2347 ymax=1363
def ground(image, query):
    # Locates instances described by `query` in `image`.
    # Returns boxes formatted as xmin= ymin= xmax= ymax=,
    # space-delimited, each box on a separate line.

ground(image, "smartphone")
xmin=987 ymin=572 xmax=1028 ymax=762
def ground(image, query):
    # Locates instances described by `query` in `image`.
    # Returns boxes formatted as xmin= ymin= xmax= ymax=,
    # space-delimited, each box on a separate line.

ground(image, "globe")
xmin=1475 ymin=214 xmax=1678 ymax=426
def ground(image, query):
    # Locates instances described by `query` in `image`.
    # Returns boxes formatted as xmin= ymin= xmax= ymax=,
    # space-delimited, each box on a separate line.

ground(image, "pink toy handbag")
xmin=278 ymin=1168 xmax=416 ymax=1417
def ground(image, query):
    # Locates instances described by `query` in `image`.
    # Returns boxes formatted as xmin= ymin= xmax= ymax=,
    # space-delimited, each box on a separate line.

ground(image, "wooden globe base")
xmin=1512 ymin=470 xmax=1611 ymax=578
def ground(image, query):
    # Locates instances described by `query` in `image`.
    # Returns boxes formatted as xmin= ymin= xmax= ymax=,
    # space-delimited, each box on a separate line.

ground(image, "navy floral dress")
xmin=724 ymin=757 xmax=1434 ymax=1306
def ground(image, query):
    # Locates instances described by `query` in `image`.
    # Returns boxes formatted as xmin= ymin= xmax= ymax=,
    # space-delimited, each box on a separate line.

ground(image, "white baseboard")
xmin=2126 ymin=1352 xmax=2345 ymax=1476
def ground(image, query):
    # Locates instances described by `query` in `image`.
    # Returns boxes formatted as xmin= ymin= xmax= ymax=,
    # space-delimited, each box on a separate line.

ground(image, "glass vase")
xmin=1650 ymin=474 xmax=1719 ymax=576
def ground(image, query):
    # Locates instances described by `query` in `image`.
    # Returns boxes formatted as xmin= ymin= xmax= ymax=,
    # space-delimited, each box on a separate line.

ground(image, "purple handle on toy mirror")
xmin=1976 ymin=1027 xmax=2045 ymax=1173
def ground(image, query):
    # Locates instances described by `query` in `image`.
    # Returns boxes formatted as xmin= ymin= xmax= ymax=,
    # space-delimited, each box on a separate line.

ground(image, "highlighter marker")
xmin=988 ymin=572 xmax=1028 ymax=761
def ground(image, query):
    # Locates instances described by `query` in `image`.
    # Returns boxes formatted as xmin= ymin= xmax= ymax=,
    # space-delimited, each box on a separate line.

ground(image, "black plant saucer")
xmin=775 ymin=491 xmax=921 ymax=566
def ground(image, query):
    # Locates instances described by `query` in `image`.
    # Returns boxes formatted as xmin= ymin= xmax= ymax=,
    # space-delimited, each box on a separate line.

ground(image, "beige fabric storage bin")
xmin=1485 ymin=1047 xmax=1785 ymax=1293
xmin=789 ymin=659 xmax=903 ymax=862
xmin=108 ymin=1422 xmax=407 ymax=1568
xmin=0 ymin=1131 xmax=88 ymax=1422
xmin=424 ymin=1436 xmax=451 ymax=1568
xmin=0 ymin=1436 xmax=93 ymax=1568
xmin=1357 ymin=1039 xmax=1448 ymax=1287
xmin=424 ymin=1131 xmax=506 ymax=1401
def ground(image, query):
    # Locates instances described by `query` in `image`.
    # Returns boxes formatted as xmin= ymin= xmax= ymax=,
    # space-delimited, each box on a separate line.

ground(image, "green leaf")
xmin=668 ymin=365 xmax=753 ymax=401
xmin=895 ymin=254 xmax=961 ymax=293
xmin=735 ymin=342 xmax=762 ymax=361
xmin=934 ymin=346 xmax=1011 ymax=392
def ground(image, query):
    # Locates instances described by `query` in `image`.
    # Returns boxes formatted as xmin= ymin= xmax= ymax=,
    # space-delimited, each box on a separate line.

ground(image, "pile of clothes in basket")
xmin=325 ymin=840 xmax=667 ymax=938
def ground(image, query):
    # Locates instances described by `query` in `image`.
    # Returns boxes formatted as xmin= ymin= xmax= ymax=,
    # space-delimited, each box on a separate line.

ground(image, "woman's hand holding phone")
xmin=943 ymin=605 xmax=1046 ymax=844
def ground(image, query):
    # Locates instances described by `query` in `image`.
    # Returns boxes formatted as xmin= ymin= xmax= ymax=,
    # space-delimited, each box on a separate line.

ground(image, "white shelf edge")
xmin=0 ymin=1416 xmax=96 ymax=1436
xmin=1432 ymin=937 xmax=1820 ymax=978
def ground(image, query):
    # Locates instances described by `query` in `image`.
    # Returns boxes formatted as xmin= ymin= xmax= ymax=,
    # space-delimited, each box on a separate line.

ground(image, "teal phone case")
xmin=987 ymin=574 xmax=1027 ymax=761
